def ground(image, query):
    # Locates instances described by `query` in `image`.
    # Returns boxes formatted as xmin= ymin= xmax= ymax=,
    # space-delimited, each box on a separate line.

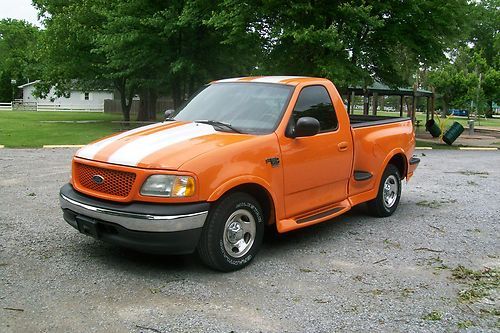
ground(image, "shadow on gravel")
xmin=70 ymin=240 xmax=206 ymax=276
xmin=68 ymin=204 xmax=383 ymax=274
xmin=263 ymin=204 xmax=371 ymax=248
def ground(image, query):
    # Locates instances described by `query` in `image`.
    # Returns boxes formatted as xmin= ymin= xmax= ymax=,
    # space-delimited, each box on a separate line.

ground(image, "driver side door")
xmin=279 ymin=84 xmax=353 ymax=218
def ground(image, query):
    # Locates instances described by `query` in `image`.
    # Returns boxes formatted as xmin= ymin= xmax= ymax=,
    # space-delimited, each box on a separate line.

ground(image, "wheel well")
xmin=388 ymin=154 xmax=407 ymax=179
xmin=226 ymin=183 xmax=275 ymax=225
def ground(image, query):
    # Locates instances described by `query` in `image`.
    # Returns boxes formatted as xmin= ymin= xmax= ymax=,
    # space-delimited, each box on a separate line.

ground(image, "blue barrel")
xmin=443 ymin=121 xmax=464 ymax=145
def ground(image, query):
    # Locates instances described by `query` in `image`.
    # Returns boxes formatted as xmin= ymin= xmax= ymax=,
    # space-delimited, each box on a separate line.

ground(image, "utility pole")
xmin=476 ymin=73 xmax=482 ymax=125
xmin=10 ymin=79 xmax=16 ymax=102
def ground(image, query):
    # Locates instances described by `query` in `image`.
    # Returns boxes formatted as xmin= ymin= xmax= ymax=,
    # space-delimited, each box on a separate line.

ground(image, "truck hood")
xmin=75 ymin=121 xmax=254 ymax=170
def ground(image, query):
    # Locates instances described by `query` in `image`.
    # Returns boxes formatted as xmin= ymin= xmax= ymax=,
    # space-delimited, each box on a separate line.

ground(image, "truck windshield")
xmin=174 ymin=82 xmax=294 ymax=134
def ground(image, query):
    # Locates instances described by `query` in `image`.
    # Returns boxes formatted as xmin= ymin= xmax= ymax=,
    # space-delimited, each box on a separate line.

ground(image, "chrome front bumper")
xmin=59 ymin=189 xmax=208 ymax=233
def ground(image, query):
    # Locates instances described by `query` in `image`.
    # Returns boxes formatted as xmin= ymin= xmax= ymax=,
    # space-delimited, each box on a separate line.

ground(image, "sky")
xmin=0 ymin=0 xmax=42 ymax=27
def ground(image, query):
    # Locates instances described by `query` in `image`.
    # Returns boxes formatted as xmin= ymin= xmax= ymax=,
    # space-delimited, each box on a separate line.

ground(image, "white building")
xmin=18 ymin=80 xmax=114 ymax=111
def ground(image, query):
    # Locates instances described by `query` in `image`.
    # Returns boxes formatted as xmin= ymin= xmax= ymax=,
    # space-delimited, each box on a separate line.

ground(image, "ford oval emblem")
xmin=92 ymin=175 xmax=105 ymax=184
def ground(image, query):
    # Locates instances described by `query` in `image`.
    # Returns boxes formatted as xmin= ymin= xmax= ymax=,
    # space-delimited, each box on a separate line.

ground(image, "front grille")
xmin=75 ymin=163 xmax=136 ymax=198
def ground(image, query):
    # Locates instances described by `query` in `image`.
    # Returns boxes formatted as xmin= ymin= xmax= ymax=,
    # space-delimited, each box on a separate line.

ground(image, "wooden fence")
xmin=0 ymin=101 xmax=104 ymax=112
xmin=0 ymin=102 xmax=12 ymax=111
xmin=104 ymin=98 xmax=174 ymax=115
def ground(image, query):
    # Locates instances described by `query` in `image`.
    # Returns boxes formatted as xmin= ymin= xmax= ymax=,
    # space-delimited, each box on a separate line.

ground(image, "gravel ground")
xmin=0 ymin=148 xmax=499 ymax=333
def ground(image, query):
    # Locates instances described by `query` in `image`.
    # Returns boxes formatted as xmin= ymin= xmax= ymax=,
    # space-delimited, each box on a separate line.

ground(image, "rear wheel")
xmin=367 ymin=164 xmax=401 ymax=217
xmin=197 ymin=192 xmax=264 ymax=272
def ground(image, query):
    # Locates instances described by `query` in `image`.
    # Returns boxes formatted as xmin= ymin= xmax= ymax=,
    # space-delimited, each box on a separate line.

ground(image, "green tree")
xmin=427 ymin=0 xmax=499 ymax=118
xmin=0 ymin=19 xmax=41 ymax=102
xmin=35 ymin=0 xmax=259 ymax=120
xmin=428 ymin=62 xmax=476 ymax=116
xmin=213 ymin=0 xmax=471 ymax=88
xmin=33 ymin=0 xmax=138 ymax=121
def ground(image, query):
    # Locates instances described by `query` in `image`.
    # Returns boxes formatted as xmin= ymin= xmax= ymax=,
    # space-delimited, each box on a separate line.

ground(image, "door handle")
xmin=337 ymin=141 xmax=349 ymax=152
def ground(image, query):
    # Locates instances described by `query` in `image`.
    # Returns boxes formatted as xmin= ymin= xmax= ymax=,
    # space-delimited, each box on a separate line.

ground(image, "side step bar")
xmin=276 ymin=199 xmax=351 ymax=233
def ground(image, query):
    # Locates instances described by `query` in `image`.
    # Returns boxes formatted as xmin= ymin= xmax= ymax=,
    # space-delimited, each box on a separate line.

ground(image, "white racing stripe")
xmin=252 ymin=76 xmax=307 ymax=83
xmin=215 ymin=77 xmax=246 ymax=83
xmin=215 ymin=76 xmax=307 ymax=84
xmin=107 ymin=122 xmax=216 ymax=166
xmin=76 ymin=122 xmax=165 ymax=160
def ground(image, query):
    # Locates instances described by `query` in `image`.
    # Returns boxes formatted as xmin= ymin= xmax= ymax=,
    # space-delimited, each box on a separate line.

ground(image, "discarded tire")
xmin=443 ymin=121 xmax=464 ymax=145
xmin=425 ymin=119 xmax=441 ymax=138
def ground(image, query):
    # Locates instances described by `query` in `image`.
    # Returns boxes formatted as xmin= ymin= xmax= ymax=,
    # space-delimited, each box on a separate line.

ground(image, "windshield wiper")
xmin=194 ymin=120 xmax=242 ymax=133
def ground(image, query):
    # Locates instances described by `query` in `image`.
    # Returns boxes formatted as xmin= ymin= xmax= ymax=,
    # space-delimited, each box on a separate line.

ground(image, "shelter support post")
xmin=363 ymin=89 xmax=369 ymax=115
xmin=399 ymin=95 xmax=404 ymax=117
xmin=431 ymin=87 xmax=435 ymax=120
xmin=351 ymin=91 xmax=356 ymax=114
xmin=372 ymin=93 xmax=378 ymax=116
xmin=346 ymin=92 xmax=351 ymax=114
xmin=426 ymin=96 xmax=430 ymax=122
xmin=411 ymin=85 xmax=417 ymax=123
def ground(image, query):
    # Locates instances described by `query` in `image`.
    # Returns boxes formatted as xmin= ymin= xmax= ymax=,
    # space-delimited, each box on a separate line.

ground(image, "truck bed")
xmin=349 ymin=114 xmax=411 ymax=128
xmin=348 ymin=115 xmax=415 ymax=205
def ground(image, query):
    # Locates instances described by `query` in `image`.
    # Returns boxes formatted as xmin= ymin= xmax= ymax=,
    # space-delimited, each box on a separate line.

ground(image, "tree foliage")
xmin=213 ymin=0 xmax=470 ymax=87
xmin=427 ymin=0 xmax=499 ymax=117
xmin=18 ymin=0 xmax=492 ymax=120
xmin=0 ymin=19 xmax=41 ymax=102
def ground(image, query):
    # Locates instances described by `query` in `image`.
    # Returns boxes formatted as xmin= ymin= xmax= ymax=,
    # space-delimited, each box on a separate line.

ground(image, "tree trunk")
xmin=172 ymin=77 xmax=182 ymax=109
xmin=149 ymin=91 xmax=157 ymax=121
xmin=379 ymin=95 xmax=384 ymax=111
xmin=115 ymin=78 xmax=133 ymax=122
xmin=442 ymin=99 xmax=448 ymax=118
xmin=137 ymin=88 xmax=158 ymax=121
xmin=137 ymin=91 xmax=147 ymax=122
xmin=485 ymin=100 xmax=493 ymax=118
xmin=405 ymin=97 xmax=411 ymax=117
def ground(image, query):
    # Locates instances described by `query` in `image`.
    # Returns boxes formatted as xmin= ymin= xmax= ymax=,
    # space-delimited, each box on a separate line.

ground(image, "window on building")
xmin=84 ymin=92 xmax=89 ymax=100
xmin=292 ymin=85 xmax=338 ymax=132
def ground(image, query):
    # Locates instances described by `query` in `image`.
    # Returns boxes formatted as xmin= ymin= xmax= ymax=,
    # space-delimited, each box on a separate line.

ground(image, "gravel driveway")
xmin=0 ymin=149 xmax=498 ymax=333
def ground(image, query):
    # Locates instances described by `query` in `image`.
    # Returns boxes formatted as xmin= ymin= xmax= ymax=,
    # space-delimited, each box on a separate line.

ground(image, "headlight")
xmin=140 ymin=175 xmax=195 ymax=197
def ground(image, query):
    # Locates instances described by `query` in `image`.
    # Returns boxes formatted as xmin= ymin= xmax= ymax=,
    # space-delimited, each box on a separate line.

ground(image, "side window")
xmin=292 ymin=85 xmax=338 ymax=132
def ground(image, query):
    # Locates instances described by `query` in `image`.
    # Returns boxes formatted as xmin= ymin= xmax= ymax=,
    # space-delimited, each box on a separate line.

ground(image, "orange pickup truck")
xmin=60 ymin=76 xmax=420 ymax=271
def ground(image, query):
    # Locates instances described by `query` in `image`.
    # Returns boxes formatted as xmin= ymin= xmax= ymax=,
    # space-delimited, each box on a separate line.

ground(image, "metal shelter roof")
xmin=345 ymin=82 xmax=433 ymax=97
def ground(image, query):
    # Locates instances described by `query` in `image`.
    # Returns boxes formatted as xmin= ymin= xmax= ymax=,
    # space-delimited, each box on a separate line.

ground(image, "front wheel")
xmin=197 ymin=192 xmax=264 ymax=272
xmin=367 ymin=164 xmax=402 ymax=217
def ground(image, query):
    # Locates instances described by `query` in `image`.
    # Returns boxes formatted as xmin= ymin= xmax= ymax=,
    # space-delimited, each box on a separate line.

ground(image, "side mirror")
xmin=291 ymin=117 xmax=320 ymax=138
xmin=164 ymin=109 xmax=175 ymax=120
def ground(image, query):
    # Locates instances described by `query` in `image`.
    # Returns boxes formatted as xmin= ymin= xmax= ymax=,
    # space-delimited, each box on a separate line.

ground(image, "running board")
xmin=276 ymin=200 xmax=351 ymax=233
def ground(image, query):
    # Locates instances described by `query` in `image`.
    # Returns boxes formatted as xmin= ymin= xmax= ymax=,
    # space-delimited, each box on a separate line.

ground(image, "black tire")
xmin=197 ymin=192 xmax=264 ymax=272
xmin=367 ymin=164 xmax=402 ymax=217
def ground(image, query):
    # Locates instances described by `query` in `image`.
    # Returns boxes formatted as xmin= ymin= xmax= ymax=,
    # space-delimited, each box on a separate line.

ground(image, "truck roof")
xmin=212 ymin=76 xmax=330 ymax=86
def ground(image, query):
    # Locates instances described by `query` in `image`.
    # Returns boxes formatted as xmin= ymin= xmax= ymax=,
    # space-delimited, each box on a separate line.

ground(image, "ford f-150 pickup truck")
xmin=60 ymin=76 xmax=420 ymax=271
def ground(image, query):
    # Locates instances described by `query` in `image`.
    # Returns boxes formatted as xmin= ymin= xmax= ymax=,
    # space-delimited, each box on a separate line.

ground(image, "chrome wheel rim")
xmin=223 ymin=209 xmax=256 ymax=258
xmin=383 ymin=175 xmax=398 ymax=209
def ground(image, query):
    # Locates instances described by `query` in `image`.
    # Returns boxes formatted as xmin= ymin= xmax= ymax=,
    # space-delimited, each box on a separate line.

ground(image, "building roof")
xmin=17 ymin=80 xmax=113 ymax=92
xmin=17 ymin=80 xmax=41 ymax=89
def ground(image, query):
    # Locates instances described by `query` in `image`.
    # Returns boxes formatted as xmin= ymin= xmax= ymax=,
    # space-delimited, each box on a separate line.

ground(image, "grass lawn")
xmin=1 ymin=110 xmax=497 ymax=148
xmin=0 ymin=111 xmax=131 ymax=148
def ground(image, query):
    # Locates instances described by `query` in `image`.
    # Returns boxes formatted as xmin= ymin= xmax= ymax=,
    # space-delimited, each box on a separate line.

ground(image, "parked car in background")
xmin=448 ymin=109 xmax=469 ymax=117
